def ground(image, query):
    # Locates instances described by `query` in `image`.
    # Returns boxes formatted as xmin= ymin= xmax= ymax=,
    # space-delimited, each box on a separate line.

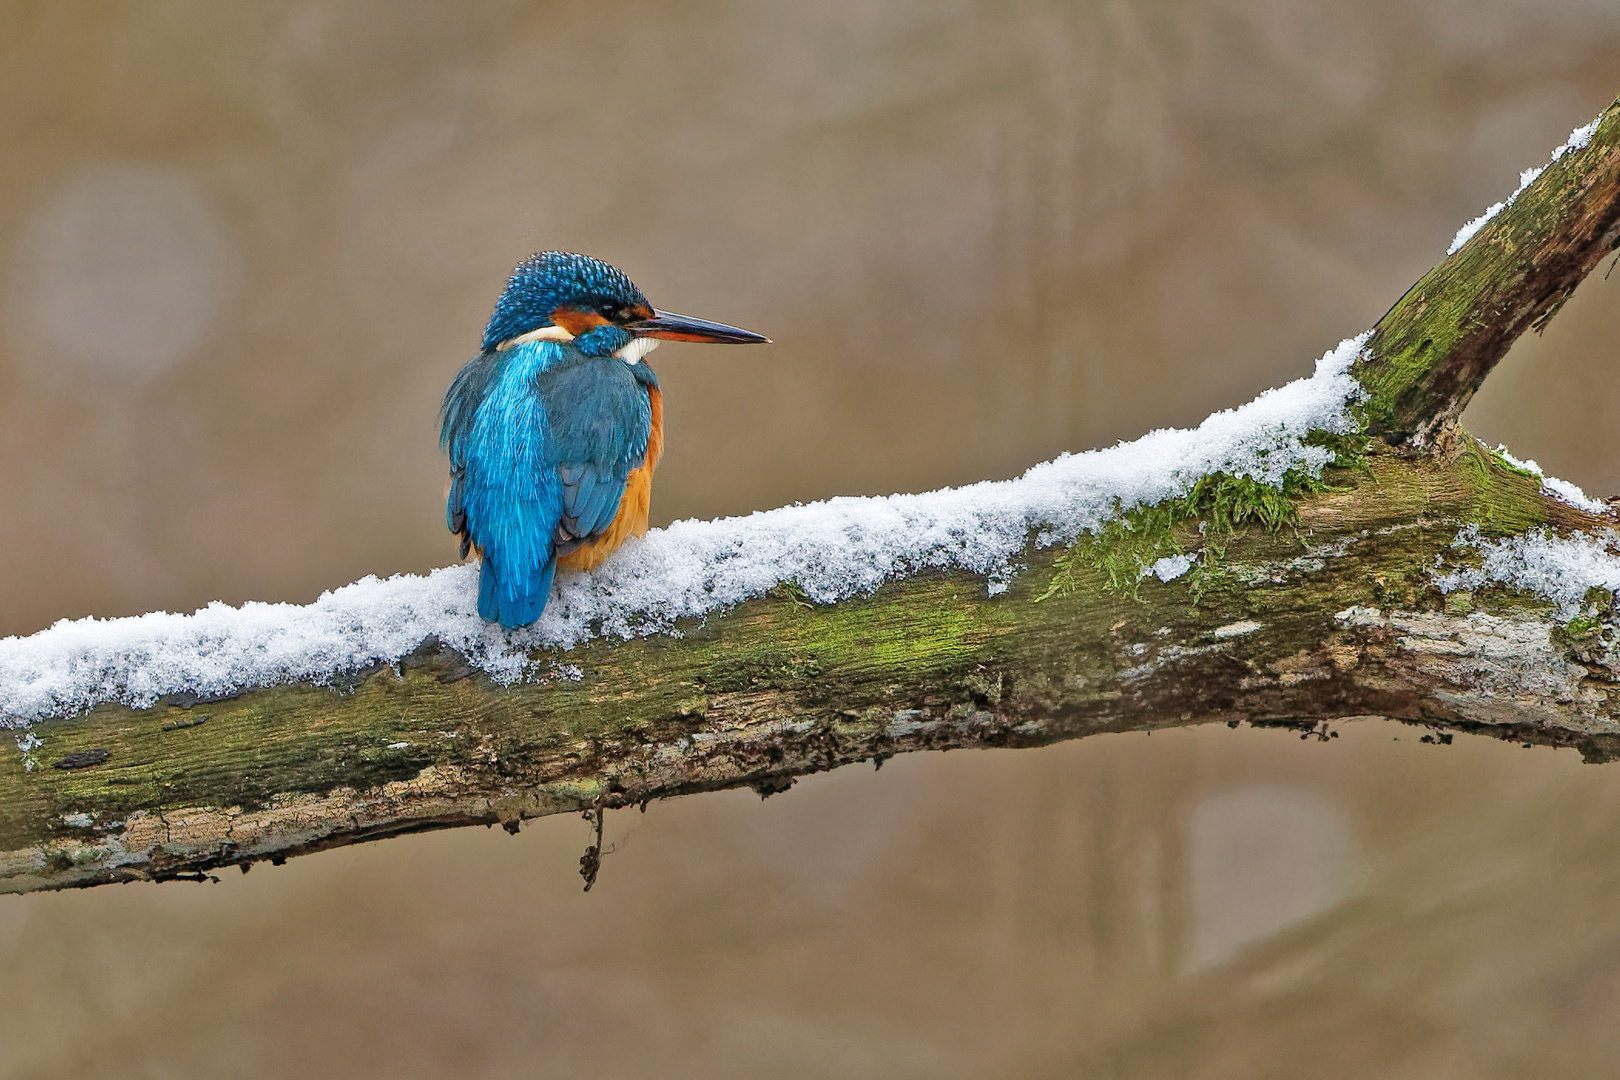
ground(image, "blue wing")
xmin=441 ymin=350 xmax=496 ymax=559
xmin=441 ymin=344 xmax=565 ymax=627
xmin=538 ymin=355 xmax=655 ymax=556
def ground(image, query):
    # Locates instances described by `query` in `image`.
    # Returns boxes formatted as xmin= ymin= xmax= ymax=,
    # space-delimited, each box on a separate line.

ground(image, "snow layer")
xmin=1437 ymin=526 xmax=1620 ymax=617
xmin=1446 ymin=117 xmax=1602 ymax=256
xmin=1 ymin=335 xmax=1372 ymax=727
xmin=1492 ymin=446 xmax=1609 ymax=514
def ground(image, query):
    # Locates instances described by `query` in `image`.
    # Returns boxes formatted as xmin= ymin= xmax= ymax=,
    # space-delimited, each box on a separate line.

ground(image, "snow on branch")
xmin=1447 ymin=117 xmax=1602 ymax=255
xmin=1438 ymin=528 xmax=1620 ymax=617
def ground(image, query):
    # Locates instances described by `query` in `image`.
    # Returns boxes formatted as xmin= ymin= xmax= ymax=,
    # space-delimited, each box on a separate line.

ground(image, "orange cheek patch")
xmin=550 ymin=306 xmax=611 ymax=337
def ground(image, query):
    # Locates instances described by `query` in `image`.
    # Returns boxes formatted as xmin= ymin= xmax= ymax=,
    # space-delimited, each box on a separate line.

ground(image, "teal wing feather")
xmin=538 ymin=355 xmax=654 ymax=555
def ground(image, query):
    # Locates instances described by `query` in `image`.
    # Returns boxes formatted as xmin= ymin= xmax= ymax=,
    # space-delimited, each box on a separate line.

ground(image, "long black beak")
xmin=627 ymin=309 xmax=770 ymax=345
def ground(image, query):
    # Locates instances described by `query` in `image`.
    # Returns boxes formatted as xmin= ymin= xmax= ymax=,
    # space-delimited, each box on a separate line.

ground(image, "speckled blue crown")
xmin=481 ymin=252 xmax=649 ymax=351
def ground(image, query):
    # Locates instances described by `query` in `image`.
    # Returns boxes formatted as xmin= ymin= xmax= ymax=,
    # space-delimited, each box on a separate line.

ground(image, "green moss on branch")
xmin=1353 ymin=98 xmax=1620 ymax=448
xmin=1043 ymin=432 xmax=1371 ymax=599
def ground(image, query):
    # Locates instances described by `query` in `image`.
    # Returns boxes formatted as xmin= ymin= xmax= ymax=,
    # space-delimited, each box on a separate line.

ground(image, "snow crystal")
xmin=1149 ymin=554 xmax=1195 ymax=582
xmin=1447 ymin=203 xmax=1506 ymax=258
xmin=1446 ymin=115 xmax=1606 ymax=256
xmin=1555 ymin=118 xmax=1601 ymax=160
xmin=0 ymin=334 xmax=1370 ymax=727
xmin=1541 ymin=477 xmax=1608 ymax=515
xmin=1492 ymin=445 xmax=1609 ymax=515
xmin=1436 ymin=527 xmax=1620 ymax=616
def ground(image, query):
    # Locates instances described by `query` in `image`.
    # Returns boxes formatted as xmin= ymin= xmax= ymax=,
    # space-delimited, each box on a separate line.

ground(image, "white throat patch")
xmin=613 ymin=336 xmax=660 ymax=365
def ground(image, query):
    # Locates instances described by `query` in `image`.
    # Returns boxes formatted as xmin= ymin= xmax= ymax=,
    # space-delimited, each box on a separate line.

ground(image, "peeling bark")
xmin=4 ymin=98 xmax=1620 ymax=894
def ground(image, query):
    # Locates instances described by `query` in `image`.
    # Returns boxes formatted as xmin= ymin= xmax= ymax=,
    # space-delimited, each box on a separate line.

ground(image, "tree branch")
xmin=1355 ymin=105 xmax=1620 ymax=448
xmin=4 ymin=98 xmax=1620 ymax=894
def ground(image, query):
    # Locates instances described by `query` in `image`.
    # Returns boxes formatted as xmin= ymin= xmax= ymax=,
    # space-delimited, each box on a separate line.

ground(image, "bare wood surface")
xmin=4 ymin=98 xmax=1620 ymax=894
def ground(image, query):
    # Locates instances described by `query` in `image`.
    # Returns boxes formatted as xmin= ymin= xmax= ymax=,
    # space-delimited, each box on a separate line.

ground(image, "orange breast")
xmin=556 ymin=385 xmax=663 ymax=572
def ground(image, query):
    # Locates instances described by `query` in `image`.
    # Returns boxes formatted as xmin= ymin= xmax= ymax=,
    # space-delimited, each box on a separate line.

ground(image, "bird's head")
xmin=482 ymin=251 xmax=768 ymax=361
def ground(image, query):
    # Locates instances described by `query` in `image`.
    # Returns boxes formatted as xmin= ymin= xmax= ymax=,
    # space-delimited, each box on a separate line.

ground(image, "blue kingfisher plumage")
xmin=441 ymin=252 xmax=768 ymax=627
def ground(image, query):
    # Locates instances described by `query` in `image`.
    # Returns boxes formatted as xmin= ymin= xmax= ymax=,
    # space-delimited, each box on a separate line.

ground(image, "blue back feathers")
xmin=443 ymin=252 xmax=658 ymax=627
xmin=443 ymin=341 xmax=564 ymax=628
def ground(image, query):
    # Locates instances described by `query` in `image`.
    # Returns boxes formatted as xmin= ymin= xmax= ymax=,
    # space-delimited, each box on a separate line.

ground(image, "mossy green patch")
xmin=1184 ymin=543 xmax=1240 ymax=607
xmin=1352 ymin=259 xmax=1497 ymax=440
xmin=1563 ymin=612 xmax=1604 ymax=639
xmin=1559 ymin=586 xmax=1616 ymax=651
xmin=1486 ymin=446 xmax=1541 ymax=482
xmin=1043 ymin=432 xmax=1372 ymax=600
xmin=1043 ymin=499 xmax=1184 ymax=599
xmin=1355 ymin=317 xmax=1452 ymax=436
xmin=1458 ymin=440 xmax=1550 ymax=534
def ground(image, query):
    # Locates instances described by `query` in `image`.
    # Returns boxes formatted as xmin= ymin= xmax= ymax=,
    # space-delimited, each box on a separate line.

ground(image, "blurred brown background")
xmin=2 ymin=2 xmax=1620 ymax=1077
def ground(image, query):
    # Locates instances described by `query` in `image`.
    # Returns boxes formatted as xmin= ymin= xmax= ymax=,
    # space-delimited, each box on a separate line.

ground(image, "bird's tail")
xmin=477 ymin=554 xmax=557 ymax=628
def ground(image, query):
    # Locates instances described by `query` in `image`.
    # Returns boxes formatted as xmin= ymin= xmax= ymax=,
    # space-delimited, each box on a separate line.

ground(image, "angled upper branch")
xmin=1354 ymin=97 xmax=1620 ymax=450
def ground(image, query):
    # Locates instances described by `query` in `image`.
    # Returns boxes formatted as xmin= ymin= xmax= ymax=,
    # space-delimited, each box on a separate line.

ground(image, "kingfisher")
xmin=441 ymin=252 xmax=769 ymax=628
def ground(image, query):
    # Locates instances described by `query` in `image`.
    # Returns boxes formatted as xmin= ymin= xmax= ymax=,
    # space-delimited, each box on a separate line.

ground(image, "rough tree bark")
xmin=4 ymin=99 xmax=1620 ymax=894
